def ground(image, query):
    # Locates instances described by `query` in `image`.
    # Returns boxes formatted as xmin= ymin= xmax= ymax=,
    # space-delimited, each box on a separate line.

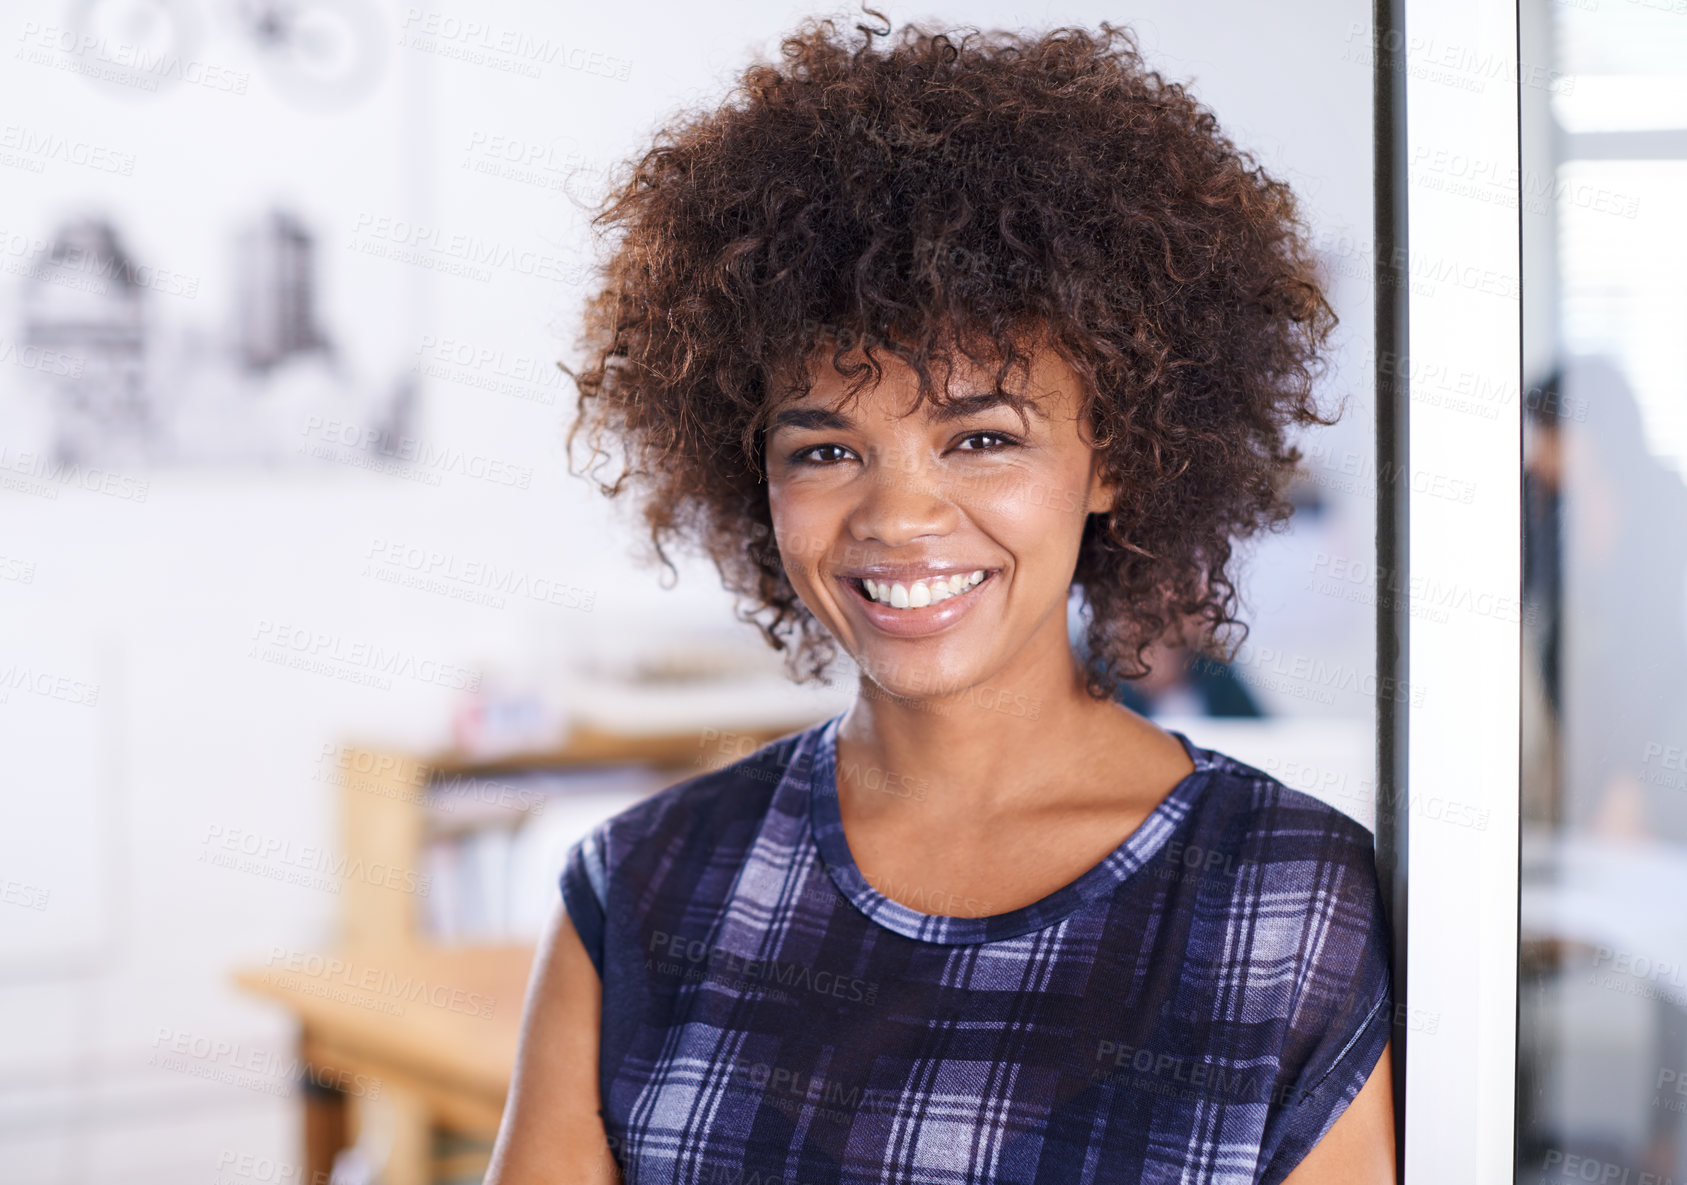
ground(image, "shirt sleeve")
xmin=559 ymin=825 xmax=609 ymax=979
xmin=1255 ymin=831 xmax=1395 ymax=1185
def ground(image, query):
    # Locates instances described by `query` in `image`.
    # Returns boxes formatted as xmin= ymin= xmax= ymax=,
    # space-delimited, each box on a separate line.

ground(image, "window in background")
xmin=1517 ymin=1 xmax=1687 ymax=1181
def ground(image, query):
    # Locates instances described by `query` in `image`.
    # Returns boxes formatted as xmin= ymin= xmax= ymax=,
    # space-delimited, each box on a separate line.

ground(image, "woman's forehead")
xmin=791 ymin=335 xmax=1077 ymax=402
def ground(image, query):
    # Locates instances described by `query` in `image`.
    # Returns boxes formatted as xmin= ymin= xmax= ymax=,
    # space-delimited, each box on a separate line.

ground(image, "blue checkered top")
xmin=560 ymin=711 xmax=1393 ymax=1184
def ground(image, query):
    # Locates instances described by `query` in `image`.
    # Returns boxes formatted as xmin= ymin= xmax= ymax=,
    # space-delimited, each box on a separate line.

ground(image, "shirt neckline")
xmin=804 ymin=710 xmax=1216 ymax=944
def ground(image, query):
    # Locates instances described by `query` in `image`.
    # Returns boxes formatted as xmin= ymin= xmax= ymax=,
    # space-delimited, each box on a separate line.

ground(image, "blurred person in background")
xmin=1072 ymin=605 xmax=1264 ymax=719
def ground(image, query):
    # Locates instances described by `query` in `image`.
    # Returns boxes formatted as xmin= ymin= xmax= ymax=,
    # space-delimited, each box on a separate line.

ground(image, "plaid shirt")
xmin=561 ymin=712 xmax=1392 ymax=1184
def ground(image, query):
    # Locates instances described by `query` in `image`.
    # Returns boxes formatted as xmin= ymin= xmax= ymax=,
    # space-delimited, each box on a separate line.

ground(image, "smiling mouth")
xmin=846 ymin=569 xmax=995 ymax=610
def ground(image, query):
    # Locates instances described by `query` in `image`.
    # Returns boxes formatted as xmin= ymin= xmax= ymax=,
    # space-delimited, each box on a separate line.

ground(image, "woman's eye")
xmin=792 ymin=443 xmax=852 ymax=465
xmin=956 ymin=431 xmax=1019 ymax=452
xmin=787 ymin=434 xmax=1016 ymax=466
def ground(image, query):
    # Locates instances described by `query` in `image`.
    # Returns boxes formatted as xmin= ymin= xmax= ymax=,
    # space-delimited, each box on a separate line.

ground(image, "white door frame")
xmin=1397 ymin=0 xmax=1523 ymax=1180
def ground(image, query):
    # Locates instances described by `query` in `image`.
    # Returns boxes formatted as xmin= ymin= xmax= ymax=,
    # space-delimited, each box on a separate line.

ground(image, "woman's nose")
xmin=844 ymin=447 xmax=959 ymax=544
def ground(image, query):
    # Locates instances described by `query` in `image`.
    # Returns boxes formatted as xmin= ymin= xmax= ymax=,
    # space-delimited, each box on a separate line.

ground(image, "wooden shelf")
xmin=234 ymin=709 xmax=828 ymax=1185
xmin=420 ymin=718 xmax=792 ymax=777
xmin=334 ymin=716 xmax=816 ymax=949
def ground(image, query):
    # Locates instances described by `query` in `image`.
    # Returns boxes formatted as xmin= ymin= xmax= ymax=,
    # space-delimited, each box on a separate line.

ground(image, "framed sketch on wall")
xmin=0 ymin=0 xmax=425 ymax=471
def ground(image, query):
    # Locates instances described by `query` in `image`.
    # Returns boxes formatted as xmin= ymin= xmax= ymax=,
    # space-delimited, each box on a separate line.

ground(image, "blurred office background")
xmin=0 ymin=0 xmax=1384 ymax=1181
xmin=1516 ymin=0 xmax=1687 ymax=1182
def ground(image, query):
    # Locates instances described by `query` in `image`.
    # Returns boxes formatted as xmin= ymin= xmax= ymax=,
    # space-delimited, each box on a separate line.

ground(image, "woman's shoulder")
xmin=1178 ymin=736 xmax=1380 ymax=868
xmin=1162 ymin=736 xmax=1391 ymax=963
xmin=1167 ymin=736 xmax=1394 ymax=1033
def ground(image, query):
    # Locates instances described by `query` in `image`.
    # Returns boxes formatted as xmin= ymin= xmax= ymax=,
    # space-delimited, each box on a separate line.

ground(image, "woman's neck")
xmin=837 ymin=643 xmax=1186 ymax=820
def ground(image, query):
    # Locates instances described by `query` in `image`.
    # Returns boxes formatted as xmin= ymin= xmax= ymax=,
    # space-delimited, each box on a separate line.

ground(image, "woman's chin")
xmin=847 ymin=655 xmax=995 ymax=708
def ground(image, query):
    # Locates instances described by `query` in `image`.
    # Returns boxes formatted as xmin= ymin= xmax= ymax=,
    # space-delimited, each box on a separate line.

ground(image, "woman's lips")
xmin=836 ymin=570 xmax=996 ymax=638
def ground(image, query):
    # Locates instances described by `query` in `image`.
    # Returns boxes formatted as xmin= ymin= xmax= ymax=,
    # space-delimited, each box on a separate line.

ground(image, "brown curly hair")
xmin=562 ymin=8 xmax=1342 ymax=700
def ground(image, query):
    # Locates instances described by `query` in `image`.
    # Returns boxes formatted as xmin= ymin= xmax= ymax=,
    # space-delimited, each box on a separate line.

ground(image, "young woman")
xmin=488 ymin=12 xmax=1395 ymax=1184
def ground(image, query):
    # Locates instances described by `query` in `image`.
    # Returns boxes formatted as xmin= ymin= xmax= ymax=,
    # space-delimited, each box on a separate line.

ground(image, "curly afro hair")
xmin=562 ymin=8 xmax=1342 ymax=700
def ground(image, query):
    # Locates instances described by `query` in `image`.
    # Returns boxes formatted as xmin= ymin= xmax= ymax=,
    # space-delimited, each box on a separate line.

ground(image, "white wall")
xmin=0 ymin=0 xmax=1375 ymax=1178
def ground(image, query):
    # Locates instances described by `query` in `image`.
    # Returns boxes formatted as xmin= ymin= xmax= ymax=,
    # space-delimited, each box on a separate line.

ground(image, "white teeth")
xmin=860 ymin=570 xmax=987 ymax=609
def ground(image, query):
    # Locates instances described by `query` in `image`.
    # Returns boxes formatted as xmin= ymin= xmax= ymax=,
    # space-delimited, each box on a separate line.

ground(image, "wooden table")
xmin=235 ymin=943 xmax=536 ymax=1185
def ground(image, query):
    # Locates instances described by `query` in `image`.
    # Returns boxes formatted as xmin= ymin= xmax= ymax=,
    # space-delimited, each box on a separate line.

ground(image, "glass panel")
xmin=1517 ymin=1 xmax=1687 ymax=1181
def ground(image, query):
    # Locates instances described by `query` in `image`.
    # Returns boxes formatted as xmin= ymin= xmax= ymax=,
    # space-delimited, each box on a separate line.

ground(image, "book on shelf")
xmin=420 ymin=764 xmax=676 ymax=944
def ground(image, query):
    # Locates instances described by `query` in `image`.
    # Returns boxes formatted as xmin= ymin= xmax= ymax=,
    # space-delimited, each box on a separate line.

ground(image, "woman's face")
xmin=765 ymin=340 xmax=1117 ymax=703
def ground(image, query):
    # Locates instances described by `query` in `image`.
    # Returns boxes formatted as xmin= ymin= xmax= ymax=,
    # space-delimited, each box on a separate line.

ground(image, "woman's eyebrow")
xmin=768 ymin=405 xmax=850 ymax=434
xmin=768 ymin=391 xmax=1037 ymax=434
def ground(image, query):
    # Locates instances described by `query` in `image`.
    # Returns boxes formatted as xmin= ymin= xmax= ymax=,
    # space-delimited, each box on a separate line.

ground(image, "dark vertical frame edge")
xmin=1511 ymin=0 xmax=1527 ymax=1179
xmin=1372 ymin=0 xmax=1411 ymax=1177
